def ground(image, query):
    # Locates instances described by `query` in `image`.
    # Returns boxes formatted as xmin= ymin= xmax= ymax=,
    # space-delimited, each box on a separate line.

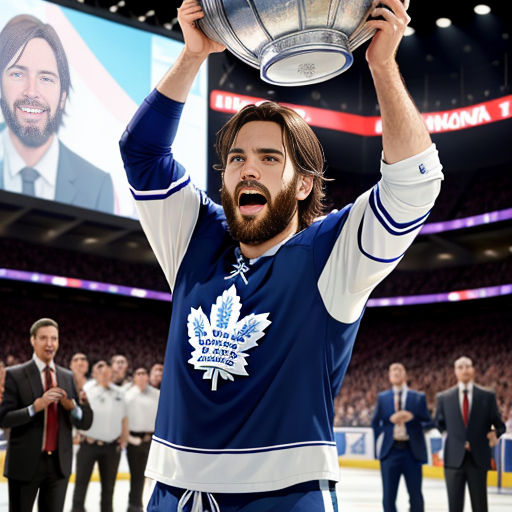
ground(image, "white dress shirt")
xmin=125 ymin=384 xmax=159 ymax=433
xmin=28 ymin=354 xmax=82 ymax=420
xmin=392 ymin=385 xmax=409 ymax=440
xmin=83 ymin=382 xmax=127 ymax=442
xmin=32 ymin=354 xmax=56 ymax=388
xmin=1 ymin=128 xmax=59 ymax=200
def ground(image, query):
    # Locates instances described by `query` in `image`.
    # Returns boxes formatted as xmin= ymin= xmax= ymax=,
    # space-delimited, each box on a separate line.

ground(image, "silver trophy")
xmin=197 ymin=0 xmax=410 ymax=86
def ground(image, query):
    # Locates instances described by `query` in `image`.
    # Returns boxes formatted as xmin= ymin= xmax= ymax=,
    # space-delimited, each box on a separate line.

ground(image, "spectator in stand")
xmin=435 ymin=356 xmax=506 ymax=512
xmin=149 ymin=363 xmax=163 ymax=390
xmin=5 ymin=354 xmax=20 ymax=367
xmin=111 ymin=354 xmax=131 ymax=388
xmin=70 ymin=352 xmax=89 ymax=394
xmin=72 ymin=360 xmax=128 ymax=512
xmin=125 ymin=367 xmax=160 ymax=512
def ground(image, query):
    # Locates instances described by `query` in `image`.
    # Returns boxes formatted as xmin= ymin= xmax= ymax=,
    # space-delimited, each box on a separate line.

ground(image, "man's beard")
xmin=1 ymin=97 xmax=63 ymax=147
xmin=221 ymin=177 xmax=299 ymax=245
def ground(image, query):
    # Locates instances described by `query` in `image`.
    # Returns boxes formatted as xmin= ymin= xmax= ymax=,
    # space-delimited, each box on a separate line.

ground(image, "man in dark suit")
xmin=0 ymin=318 xmax=93 ymax=512
xmin=0 ymin=14 xmax=114 ymax=213
xmin=435 ymin=356 xmax=506 ymax=512
xmin=372 ymin=362 xmax=433 ymax=512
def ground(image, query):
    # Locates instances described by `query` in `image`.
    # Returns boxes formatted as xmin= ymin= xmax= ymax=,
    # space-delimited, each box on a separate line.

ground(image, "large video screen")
xmin=0 ymin=0 xmax=207 ymax=218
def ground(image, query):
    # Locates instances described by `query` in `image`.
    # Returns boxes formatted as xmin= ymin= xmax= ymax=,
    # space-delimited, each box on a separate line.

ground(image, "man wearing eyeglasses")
xmin=0 ymin=318 xmax=93 ymax=512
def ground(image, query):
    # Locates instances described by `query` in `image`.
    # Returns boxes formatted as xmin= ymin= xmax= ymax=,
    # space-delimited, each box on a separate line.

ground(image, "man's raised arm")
xmin=156 ymin=0 xmax=224 ymax=102
xmin=119 ymin=1 xmax=224 ymax=290
xmin=317 ymin=0 xmax=443 ymax=325
xmin=365 ymin=0 xmax=431 ymax=163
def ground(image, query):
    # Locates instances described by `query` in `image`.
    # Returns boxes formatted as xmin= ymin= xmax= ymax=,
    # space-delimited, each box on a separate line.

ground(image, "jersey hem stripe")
xmin=152 ymin=435 xmax=336 ymax=454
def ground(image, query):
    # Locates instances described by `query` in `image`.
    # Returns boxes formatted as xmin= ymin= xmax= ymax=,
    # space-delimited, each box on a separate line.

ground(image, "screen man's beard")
xmin=0 ymin=97 xmax=63 ymax=148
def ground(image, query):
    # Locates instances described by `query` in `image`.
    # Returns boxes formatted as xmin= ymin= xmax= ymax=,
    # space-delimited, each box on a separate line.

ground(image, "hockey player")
xmin=120 ymin=0 xmax=443 ymax=509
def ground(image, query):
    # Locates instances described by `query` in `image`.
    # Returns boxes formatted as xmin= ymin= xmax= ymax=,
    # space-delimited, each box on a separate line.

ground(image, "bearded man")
xmin=0 ymin=14 xmax=113 ymax=213
xmin=120 ymin=0 xmax=444 ymax=510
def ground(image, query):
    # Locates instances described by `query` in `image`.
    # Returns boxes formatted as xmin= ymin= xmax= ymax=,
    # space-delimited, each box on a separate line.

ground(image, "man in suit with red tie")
xmin=435 ymin=356 xmax=506 ymax=512
xmin=0 ymin=318 xmax=93 ymax=512
xmin=372 ymin=362 xmax=433 ymax=512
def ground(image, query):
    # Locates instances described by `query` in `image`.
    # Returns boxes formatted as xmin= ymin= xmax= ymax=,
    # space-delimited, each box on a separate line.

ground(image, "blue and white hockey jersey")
xmin=120 ymin=89 xmax=443 ymax=493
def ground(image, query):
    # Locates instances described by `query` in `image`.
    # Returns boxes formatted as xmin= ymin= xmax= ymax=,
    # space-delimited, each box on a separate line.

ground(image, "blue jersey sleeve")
xmin=119 ymin=90 xmax=204 ymax=290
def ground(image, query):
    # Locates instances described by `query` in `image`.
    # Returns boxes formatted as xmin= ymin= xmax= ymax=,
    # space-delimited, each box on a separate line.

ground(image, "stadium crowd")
xmin=334 ymin=307 xmax=512 ymax=431
xmin=0 ymin=297 xmax=510 ymax=432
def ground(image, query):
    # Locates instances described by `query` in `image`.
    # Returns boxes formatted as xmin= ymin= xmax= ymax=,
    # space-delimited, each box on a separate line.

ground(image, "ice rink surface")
xmin=0 ymin=467 xmax=510 ymax=511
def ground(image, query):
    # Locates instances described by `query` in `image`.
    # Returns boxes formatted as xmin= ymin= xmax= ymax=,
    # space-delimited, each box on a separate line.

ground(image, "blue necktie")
xmin=20 ymin=167 xmax=40 ymax=196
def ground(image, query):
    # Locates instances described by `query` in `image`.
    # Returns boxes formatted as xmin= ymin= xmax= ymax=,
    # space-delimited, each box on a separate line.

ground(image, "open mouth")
xmin=19 ymin=106 xmax=45 ymax=114
xmin=238 ymin=190 xmax=268 ymax=216
xmin=16 ymin=105 xmax=47 ymax=121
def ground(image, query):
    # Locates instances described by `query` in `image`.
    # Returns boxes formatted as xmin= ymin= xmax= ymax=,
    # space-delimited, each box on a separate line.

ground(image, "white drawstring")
xmin=177 ymin=489 xmax=220 ymax=512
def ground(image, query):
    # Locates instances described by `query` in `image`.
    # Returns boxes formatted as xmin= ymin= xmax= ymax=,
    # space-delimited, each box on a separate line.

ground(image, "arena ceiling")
xmin=59 ymin=0 xmax=511 ymax=41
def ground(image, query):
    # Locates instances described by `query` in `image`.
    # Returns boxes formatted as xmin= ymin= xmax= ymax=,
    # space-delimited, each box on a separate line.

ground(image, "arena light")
xmin=420 ymin=208 xmax=512 ymax=235
xmin=1 ymin=268 xmax=510 ymax=307
xmin=367 ymin=284 xmax=512 ymax=307
xmin=436 ymin=18 xmax=452 ymax=28
xmin=474 ymin=4 xmax=491 ymax=15
xmin=404 ymin=26 xmax=415 ymax=36
xmin=0 ymin=269 xmax=173 ymax=302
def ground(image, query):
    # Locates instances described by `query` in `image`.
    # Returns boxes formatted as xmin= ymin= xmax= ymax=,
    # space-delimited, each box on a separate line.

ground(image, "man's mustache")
xmin=14 ymin=98 xmax=49 ymax=111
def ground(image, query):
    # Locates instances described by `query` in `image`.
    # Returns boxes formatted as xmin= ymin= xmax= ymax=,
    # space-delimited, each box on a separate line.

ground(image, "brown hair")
xmin=215 ymin=102 xmax=327 ymax=230
xmin=30 ymin=318 xmax=58 ymax=337
xmin=0 ymin=14 xmax=70 ymax=101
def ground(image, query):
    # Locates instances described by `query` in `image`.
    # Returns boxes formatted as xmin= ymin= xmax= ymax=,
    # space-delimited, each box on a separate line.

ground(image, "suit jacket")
xmin=0 ymin=127 xmax=114 ymax=214
xmin=372 ymin=388 xmax=433 ymax=463
xmin=0 ymin=360 xmax=93 ymax=481
xmin=435 ymin=384 xmax=506 ymax=470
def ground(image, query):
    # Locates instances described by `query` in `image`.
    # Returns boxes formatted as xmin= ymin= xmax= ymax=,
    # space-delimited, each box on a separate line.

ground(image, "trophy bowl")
xmin=197 ymin=0 xmax=409 ymax=86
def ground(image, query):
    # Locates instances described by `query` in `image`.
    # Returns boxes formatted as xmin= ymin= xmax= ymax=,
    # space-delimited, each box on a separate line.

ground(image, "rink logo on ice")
xmin=187 ymin=285 xmax=271 ymax=391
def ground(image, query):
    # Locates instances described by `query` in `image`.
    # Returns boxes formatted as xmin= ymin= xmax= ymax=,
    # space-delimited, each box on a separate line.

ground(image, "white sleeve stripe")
xmin=129 ymin=172 xmax=190 ymax=197
xmin=370 ymin=185 xmax=430 ymax=235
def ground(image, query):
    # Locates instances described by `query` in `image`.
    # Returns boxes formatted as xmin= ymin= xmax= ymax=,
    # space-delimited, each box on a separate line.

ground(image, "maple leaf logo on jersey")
xmin=187 ymin=285 xmax=271 ymax=391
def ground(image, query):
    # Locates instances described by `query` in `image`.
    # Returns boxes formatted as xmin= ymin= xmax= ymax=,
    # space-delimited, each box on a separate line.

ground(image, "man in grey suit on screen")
xmin=435 ymin=356 xmax=506 ymax=512
xmin=0 ymin=14 xmax=114 ymax=213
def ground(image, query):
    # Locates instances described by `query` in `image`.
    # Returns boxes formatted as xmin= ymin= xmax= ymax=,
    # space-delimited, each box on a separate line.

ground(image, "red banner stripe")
xmin=210 ymin=90 xmax=512 ymax=136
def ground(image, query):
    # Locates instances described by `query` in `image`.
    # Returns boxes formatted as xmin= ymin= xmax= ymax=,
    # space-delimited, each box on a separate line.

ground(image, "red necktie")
xmin=462 ymin=389 xmax=469 ymax=427
xmin=43 ymin=366 xmax=58 ymax=452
